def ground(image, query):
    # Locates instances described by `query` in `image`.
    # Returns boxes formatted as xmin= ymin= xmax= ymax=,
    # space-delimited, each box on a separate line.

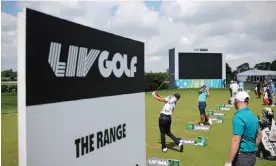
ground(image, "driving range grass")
xmin=145 ymin=89 xmax=275 ymax=166
xmin=1 ymin=93 xmax=18 ymax=166
xmin=1 ymin=90 xmax=276 ymax=166
xmin=2 ymin=93 xmax=17 ymax=114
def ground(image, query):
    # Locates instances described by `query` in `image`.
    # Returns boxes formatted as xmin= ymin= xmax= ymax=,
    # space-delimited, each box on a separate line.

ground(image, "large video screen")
xmin=178 ymin=52 xmax=222 ymax=79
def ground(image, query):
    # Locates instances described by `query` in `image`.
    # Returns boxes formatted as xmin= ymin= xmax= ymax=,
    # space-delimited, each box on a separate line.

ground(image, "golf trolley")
xmin=257 ymin=108 xmax=276 ymax=160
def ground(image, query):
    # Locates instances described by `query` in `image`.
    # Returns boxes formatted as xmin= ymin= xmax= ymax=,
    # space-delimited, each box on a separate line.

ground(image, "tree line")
xmin=1 ymin=69 xmax=17 ymax=81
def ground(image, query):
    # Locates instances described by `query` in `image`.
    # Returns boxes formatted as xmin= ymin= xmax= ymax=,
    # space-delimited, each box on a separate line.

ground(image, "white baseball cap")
xmin=235 ymin=91 xmax=250 ymax=102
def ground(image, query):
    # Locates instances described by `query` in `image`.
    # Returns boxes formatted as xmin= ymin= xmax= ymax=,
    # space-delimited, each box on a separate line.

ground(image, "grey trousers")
xmin=232 ymin=152 xmax=256 ymax=166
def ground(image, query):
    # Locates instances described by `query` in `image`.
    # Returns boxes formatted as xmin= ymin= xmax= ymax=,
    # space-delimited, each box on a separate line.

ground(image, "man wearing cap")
xmin=225 ymin=91 xmax=262 ymax=166
xmin=268 ymin=80 xmax=275 ymax=106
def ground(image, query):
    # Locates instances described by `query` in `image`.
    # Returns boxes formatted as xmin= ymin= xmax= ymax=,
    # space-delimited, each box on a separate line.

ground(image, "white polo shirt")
xmin=230 ymin=83 xmax=239 ymax=93
xmin=160 ymin=96 xmax=177 ymax=116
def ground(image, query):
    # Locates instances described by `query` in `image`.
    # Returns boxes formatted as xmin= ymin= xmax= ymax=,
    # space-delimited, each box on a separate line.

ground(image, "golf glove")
xmin=152 ymin=91 xmax=156 ymax=96
xmin=224 ymin=162 xmax=232 ymax=166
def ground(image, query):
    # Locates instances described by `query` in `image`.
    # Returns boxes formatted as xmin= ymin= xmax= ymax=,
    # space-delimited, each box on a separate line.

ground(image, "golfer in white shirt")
xmin=152 ymin=90 xmax=184 ymax=153
xmin=230 ymin=81 xmax=240 ymax=97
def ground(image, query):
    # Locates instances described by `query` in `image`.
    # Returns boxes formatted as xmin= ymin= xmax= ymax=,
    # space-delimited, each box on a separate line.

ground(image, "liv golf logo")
xmin=48 ymin=42 xmax=137 ymax=78
xmin=148 ymin=157 xmax=180 ymax=166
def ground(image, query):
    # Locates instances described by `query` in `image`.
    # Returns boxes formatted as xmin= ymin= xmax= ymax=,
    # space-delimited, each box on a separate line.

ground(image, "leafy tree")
xmin=236 ymin=63 xmax=250 ymax=73
xmin=226 ymin=63 xmax=233 ymax=82
xmin=10 ymin=74 xmax=15 ymax=81
xmin=145 ymin=72 xmax=169 ymax=91
xmin=254 ymin=62 xmax=271 ymax=70
xmin=271 ymin=60 xmax=276 ymax=71
xmin=1 ymin=69 xmax=13 ymax=77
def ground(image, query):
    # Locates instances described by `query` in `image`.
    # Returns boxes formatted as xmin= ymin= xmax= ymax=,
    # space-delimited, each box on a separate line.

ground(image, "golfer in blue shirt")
xmin=269 ymin=80 xmax=275 ymax=106
xmin=198 ymin=85 xmax=212 ymax=126
xmin=238 ymin=81 xmax=244 ymax=91
xmin=225 ymin=91 xmax=262 ymax=166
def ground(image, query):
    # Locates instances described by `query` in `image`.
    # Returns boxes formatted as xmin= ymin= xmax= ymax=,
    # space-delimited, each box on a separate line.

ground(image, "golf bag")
xmin=257 ymin=108 xmax=276 ymax=160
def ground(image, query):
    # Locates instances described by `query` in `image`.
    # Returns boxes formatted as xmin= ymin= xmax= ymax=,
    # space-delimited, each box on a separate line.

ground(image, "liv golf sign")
xmin=17 ymin=8 xmax=145 ymax=166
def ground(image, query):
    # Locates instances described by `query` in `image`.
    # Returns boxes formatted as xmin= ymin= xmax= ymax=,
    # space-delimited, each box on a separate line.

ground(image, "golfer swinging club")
xmin=198 ymin=85 xmax=212 ymax=126
xmin=152 ymin=90 xmax=184 ymax=153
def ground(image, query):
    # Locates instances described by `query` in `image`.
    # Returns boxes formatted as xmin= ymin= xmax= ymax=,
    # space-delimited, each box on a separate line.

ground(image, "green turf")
xmin=1 ymin=113 xmax=18 ymax=166
xmin=1 ymin=90 xmax=276 ymax=166
xmin=1 ymin=93 xmax=17 ymax=114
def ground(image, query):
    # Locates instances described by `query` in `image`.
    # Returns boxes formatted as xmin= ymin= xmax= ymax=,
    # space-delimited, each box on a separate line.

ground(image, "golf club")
xmin=156 ymin=73 xmax=175 ymax=90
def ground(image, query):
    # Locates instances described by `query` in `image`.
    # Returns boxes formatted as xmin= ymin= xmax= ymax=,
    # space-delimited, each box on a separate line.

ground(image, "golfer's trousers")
xmin=257 ymin=87 xmax=261 ymax=98
xmin=232 ymin=152 xmax=256 ymax=166
xmin=158 ymin=113 xmax=180 ymax=149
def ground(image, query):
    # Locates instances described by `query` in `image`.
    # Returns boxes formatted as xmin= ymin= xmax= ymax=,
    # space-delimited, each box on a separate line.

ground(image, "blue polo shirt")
xmin=198 ymin=91 xmax=208 ymax=102
xmin=239 ymin=82 xmax=244 ymax=88
xmin=269 ymin=82 xmax=275 ymax=95
xmin=232 ymin=107 xmax=259 ymax=152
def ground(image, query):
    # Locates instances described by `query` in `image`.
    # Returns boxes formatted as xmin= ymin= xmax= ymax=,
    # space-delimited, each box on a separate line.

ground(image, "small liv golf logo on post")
xmin=148 ymin=157 xmax=180 ymax=166
xmin=194 ymin=125 xmax=210 ymax=131
xmin=214 ymin=112 xmax=224 ymax=116
xmin=208 ymin=111 xmax=224 ymax=116
xmin=48 ymin=42 xmax=137 ymax=78
xmin=186 ymin=123 xmax=210 ymax=131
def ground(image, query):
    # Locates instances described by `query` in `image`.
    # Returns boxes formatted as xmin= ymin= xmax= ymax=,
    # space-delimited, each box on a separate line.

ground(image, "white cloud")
xmin=1 ymin=12 xmax=17 ymax=70
xmin=1 ymin=1 xmax=276 ymax=72
xmin=148 ymin=56 xmax=161 ymax=61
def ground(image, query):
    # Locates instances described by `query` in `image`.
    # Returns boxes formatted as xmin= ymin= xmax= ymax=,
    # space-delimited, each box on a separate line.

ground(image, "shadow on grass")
xmin=157 ymin=142 xmax=180 ymax=152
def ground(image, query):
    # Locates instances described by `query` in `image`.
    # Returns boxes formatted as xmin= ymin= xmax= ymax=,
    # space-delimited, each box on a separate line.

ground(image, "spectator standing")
xmin=230 ymin=81 xmax=239 ymax=97
xmin=238 ymin=81 xmax=244 ymax=91
xmin=225 ymin=91 xmax=262 ymax=166
xmin=263 ymin=80 xmax=268 ymax=94
xmin=229 ymin=80 xmax=234 ymax=97
xmin=256 ymin=81 xmax=261 ymax=98
xmin=269 ymin=80 xmax=275 ymax=106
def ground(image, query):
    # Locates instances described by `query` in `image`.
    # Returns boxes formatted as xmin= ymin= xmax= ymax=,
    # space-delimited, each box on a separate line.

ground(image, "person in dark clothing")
xmin=256 ymin=81 xmax=261 ymax=98
xmin=229 ymin=80 xmax=233 ymax=97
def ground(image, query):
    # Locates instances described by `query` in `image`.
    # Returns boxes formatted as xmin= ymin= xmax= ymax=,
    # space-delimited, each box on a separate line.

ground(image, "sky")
xmin=1 ymin=0 xmax=276 ymax=72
